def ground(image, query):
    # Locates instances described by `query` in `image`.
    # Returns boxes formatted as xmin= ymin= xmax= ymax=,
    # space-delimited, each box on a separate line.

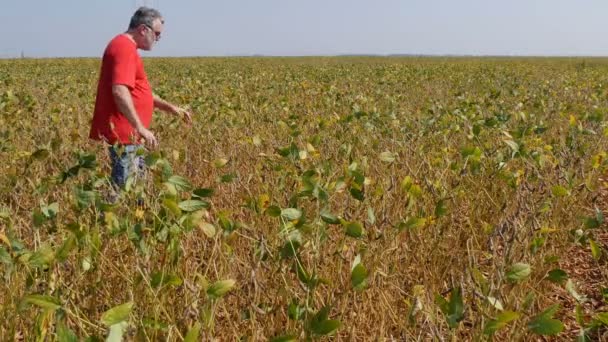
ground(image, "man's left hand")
xmin=172 ymin=106 xmax=193 ymax=124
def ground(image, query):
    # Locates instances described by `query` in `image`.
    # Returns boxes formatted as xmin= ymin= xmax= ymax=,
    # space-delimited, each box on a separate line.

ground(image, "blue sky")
xmin=0 ymin=0 xmax=607 ymax=57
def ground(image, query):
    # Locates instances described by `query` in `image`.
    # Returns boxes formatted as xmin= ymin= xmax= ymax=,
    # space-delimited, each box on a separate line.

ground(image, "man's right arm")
xmin=112 ymin=84 xmax=158 ymax=148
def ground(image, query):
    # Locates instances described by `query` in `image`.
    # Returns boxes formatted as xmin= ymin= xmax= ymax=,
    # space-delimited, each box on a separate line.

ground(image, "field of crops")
xmin=1 ymin=57 xmax=607 ymax=341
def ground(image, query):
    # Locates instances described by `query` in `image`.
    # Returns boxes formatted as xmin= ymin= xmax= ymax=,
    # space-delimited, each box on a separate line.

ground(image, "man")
xmin=89 ymin=7 xmax=192 ymax=189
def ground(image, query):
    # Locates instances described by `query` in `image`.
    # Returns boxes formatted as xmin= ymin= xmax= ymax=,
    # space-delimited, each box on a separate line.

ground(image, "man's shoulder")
xmin=104 ymin=34 xmax=137 ymax=56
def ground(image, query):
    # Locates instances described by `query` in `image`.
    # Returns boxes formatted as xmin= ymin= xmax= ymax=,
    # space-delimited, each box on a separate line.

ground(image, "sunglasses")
xmin=143 ymin=24 xmax=161 ymax=41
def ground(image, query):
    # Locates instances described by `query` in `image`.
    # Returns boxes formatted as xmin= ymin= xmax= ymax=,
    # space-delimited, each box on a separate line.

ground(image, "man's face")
xmin=137 ymin=18 xmax=163 ymax=51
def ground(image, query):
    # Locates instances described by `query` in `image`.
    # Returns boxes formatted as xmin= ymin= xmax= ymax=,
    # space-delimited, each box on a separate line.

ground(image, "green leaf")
xmin=167 ymin=175 xmax=193 ymax=192
xmin=213 ymin=158 xmax=229 ymax=168
xmin=344 ymin=221 xmax=364 ymax=238
xmin=207 ymin=279 xmax=235 ymax=299
xmin=436 ymin=287 xmax=465 ymax=328
xmin=33 ymin=210 xmax=47 ymax=227
xmin=311 ymin=306 xmax=329 ymax=324
xmin=21 ymin=294 xmax=62 ymax=310
xmin=528 ymin=316 xmax=564 ymax=336
xmin=349 ymin=187 xmax=364 ymax=201
xmin=590 ymin=239 xmax=602 ymax=260
xmin=408 ymin=184 xmax=423 ymax=198
xmin=584 ymin=216 xmax=601 ymax=229
xmin=506 ymin=263 xmax=531 ymax=283
xmin=42 ymin=202 xmax=59 ymax=218
xmin=281 ymin=208 xmax=302 ymax=221
xmin=0 ymin=207 xmax=11 ymax=220
xmin=277 ymin=143 xmax=299 ymax=159
xmin=484 ymin=311 xmax=520 ymax=335
xmin=162 ymin=198 xmax=181 ymax=216
xmin=31 ymin=148 xmax=50 ymax=160
xmin=295 ymin=261 xmax=312 ymax=285
xmin=311 ymin=319 xmax=341 ymax=336
xmin=546 ymin=269 xmax=568 ymax=284
xmin=379 ymin=151 xmax=396 ymax=163
xmin=400 ymin=176 xmax=413 ymax=192
xmin=56 ymin=235 xmax=76 ymax=262
xmin=192 ymin=188 xmax=214 ymax=198
xmin=435 ymin=294 xmax=449 ymax=314
xmin=320 ymin=210 xmax=340 ymax=224
xmin=310 ymin=307 xmax=341 ymax=336
xmin=181 ymin=210 xmax=204 ymax=232
xmin=184 ymin=322 xmax=201 ymax=342
xmin=594 ymin=312 xmax=608 ymax=326
xmin=266 ymin=205 xmax=281 ymax=217
xmin=398 ymin=217 xmax=426 ymax=231
xmin=435 ymin=199 xmax=448 ymax=217
xmin=218 ymin=213 xmax=235 ymax=232
xmin=75 ymin=188 xmax=96 ymax=210
xmin=56 ymin=321 xmax=78 ymax=342
xmin=270 ymin=334 xmax=298 ymax=342
xmin=445 ymin=287 xmax=465 ymax=328
xmin=78 ymin=152 xmax=97 ymax=169
xmin=101 ymin=302 xmax=133 ymax=326
xmin=0 ymin=246 xmax=11 ymax=265
xmin=522 ymin=292 xmax=535 ymax=311
xmin=151 ymin=272 xmax=183 ymax=289
xmin=142 ymin=318 xmax=168 ymax=331
xmin=29 ymin=244 xmax=55 ymax=268
xmin=461 ymin=146 xmax=477 ymax=158
xmin=551 ymin=185 xmax=570 ymax=197
xmin=538 ymin=304 xmax=560 ymax=319
xmin=178 ymin=200 xmax=210 ymax=212
xmin=351 ymin=262 xmax=368 ymax=291
xmin=473 ymin=124 xmax=482 ymax=136
xmin=530 ymin=237 xmax=545 ymax=254
xmin=219 ymin=173 xmax=237 ymax=183
xmin=288 ymin=301 xmax=305 ymax=321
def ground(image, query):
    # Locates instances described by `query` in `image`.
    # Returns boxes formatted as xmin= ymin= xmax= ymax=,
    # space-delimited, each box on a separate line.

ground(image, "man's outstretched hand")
xmin=137 ymin=126 xmax=158 ymax=148
xmin=173 ymin=106 xmax=193 ymax=125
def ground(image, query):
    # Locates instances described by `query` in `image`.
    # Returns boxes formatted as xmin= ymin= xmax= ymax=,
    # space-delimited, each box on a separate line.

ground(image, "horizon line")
xmin=3 ymin=53 xmax=608 ymax=60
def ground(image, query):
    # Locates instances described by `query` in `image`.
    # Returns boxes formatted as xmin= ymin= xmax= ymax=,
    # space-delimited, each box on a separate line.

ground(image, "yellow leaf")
xmin=213 ymin=158 xmax=229 ymax=168
xmin=199 ymin=222 xmax=216 ymax=238
xmin=540 ymin=227 xmax=558 ymax=234
xmin=0 ymin=233 xmax=10 ymax=247
xmin=258 ymin=194 xmax=270 ymax=209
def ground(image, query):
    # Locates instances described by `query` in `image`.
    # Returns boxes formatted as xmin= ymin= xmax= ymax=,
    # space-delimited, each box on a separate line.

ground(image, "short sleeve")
xmin=109 ymin=39 xmax=136 ymax=89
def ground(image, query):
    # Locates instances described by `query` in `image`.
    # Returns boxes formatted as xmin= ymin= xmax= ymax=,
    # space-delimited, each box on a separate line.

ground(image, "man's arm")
xmin=153 ymin=94 xmax=192 ymax=124
xmin=112 ymin=84 xmax=158 ymax=147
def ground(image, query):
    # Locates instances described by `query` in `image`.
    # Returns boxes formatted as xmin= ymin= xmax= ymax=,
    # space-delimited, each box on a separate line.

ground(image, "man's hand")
xmin=137 ymin=126 xmax=158 ymax=148
xmin=172 ymin=105 xmax=193 ymax=124
xmin=153 ymin=94 xmax=193 ymax=125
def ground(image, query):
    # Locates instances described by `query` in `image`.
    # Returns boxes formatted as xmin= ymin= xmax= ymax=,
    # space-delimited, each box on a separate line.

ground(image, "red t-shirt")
xmin=89 ymin=34 xmax=154 ymax=145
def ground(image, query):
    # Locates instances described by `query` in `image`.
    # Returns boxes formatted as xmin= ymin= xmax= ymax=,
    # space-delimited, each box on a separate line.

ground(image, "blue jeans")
xmin=108 ymin=145 xmax=145 ymax=189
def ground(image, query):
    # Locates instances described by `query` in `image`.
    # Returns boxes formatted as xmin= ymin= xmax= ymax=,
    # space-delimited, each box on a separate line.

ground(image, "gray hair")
xmin=128 ymin=7 xmax=163 ymax=30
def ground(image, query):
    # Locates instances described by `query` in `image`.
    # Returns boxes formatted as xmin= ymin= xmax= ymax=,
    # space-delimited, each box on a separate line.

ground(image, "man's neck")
xmin=123 ymin=31 xmax=137 ymax=44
